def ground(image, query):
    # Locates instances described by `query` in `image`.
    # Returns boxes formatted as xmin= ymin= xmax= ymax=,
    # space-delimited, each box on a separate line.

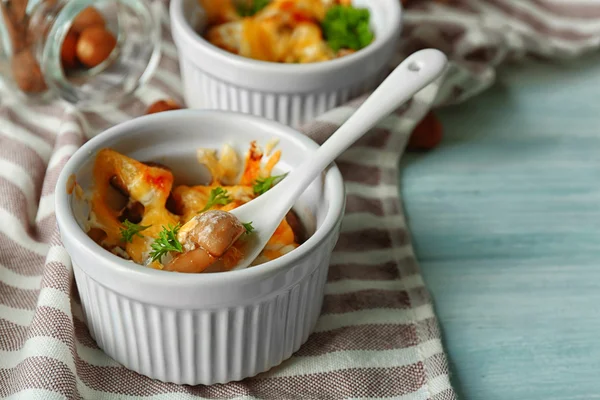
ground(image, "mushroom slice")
xmin=164 ymin=210 xmax=245 ymax=273
xmin=178 ymin=210 xmax=245 ymax=257
xmin=164 ymin=247 xmax=218 ymax=273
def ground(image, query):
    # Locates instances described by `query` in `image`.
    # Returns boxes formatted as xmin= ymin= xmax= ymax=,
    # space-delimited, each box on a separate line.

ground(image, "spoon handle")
xmin=275 ymin=48 xmax=448 ymax=210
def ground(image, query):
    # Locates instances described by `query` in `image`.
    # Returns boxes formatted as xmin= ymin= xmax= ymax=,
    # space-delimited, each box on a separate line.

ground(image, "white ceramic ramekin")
xmin=170 ymin=0 xmax=402 ymax=128
xmin=55 ymin=110 xmax=345 ymax=385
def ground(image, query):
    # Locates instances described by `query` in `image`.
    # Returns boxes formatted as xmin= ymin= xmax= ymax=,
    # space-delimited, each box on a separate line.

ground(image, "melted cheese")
xmin=86 ymin=142 xmax=298 ymax=272
xmin=202 ymin=0 xmax=350 ymax=63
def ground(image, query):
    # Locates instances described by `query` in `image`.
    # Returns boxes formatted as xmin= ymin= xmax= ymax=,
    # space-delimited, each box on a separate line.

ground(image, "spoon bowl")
xmin=230 ymin=48 xmax=448 ymax=270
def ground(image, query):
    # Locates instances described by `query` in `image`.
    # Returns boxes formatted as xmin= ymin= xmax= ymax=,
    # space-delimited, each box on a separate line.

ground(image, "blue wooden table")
xmin=400 ymin=53 xmax=600 ymax=400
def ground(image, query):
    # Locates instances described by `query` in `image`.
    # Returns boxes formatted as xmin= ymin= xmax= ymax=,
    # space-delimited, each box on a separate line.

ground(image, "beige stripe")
xmin=0 ymin=336 xmax=118 ymax=369
xmin=153 ymin=69 xmax=183 ymax=93
xmin=0 ymin=118 xmax=52 ymax=161
xmin=0 ymin=161 xmax=37 ymax=224
xmin=341 ymin=213 xmax=406 ymax=232
xmin=532 ymin=0 xmax=600 ymax=19
xmin=325 ymin=275 xmax=424 ymax=295
xmin=0 ymin=304 xmax=35 ymax=326
xmin=315 ymin=305 xmax=435 ymax=333
xmin=0 ymin=264 xmax=42 ymax=290
xmin=4 ymin=389 xmax=68 ymax=400
xmin=35 ymin=194 xmax=54 ymax=222
xmin=161 ymin=42 xmax=180 ymax=60
xmin=262 ymin=339 xmax=443 ymax=378
xmin=331 ymin=246 xmax=413 ymax=265
xmin=345 ymin=182 xmax=398 ymax=198
xmin=490 ymin=0 xmax=600 ymax=37
xmin=47 ymin=144 xmax=79 ymax=170
xmin=328 ymin=261 xmax=403 ymax=281
xmin=339 ymin=147 xmax=399 ymax=169
xmin=0 ymin=209 xmax=49 ymax=255
xmin=426 ymin=374 xmax=455 ymax=398
xmin=510 ymin=0 xmax=600 ymax=31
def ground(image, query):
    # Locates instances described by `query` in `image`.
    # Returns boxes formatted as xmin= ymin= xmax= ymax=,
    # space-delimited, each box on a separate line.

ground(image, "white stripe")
xmin=338 ymin=147 xmax=399 ymax=169
xmin=345 ymin=182 xmax=398 ymax=198
xmin=0 ymin=209 xmax=49 ymax=255
xmin=377 ymin=113 xmax=416 ymax=134
xmin=263 ymin=339 xmax=443 ymax=378
xmin=162 ymin=42 xmax=180 ymax=60
xmin=135 ymin=85 xmax=173 ymax=107
xmin=36 ymin=194 xmax=55 ymax=222
xmin=47 ymin=144 xmax=79 ymax=170
xmin=317 ymin=107 xmax=416 ymax=137
xmin=472 ymin=1 xmax=600 ymax=57
xmin=325 ymin=275 xmax=424 ymax=295
xmin=4 ymin=368 xmax=262 ymax=400
xmin=350 ymin=388 xmax=430 ymax=400
xmin=0 ymin=117 xmax=53 ymax=161
xmin=0 ymin=304 xmax=35 ymax=327
xmin=5 ymin=389 xmax=67 ymax=400
xmin=45 ymin=244 xmax=72 ymax=270
xmin=1 ymin=101 xmax=63 ymax=135
xmin=426 ymin=374 xmax=454 ymax=398
xmin=0 ymin=263 xmax=42 ymax=290
xmin=71 ymin=299 xmax=84 ymax=322
xmin=316 ymin=106 xmax=355 ymax=125
xmin=0 ymin=159 xmax=37 ymax=224
xmin=497 ymin=0 xmax=600 ymax=32
xmin=331 ymin=246 xmax=413 ymax=265
xmin=315 ymin=304 xmax=434 ymax=332
xmin=153 ymin=69 xmax=183 ymax=93
xmin=58 ymin=120 xmax=84 ymax=136
xmin=0 ymin=336 xmax=119 ymax=369
xmin=86 ymin=107 xmax=132 ymax=129
xmin=37 ymin=287 xmax=73 ymax=320
xmin=341 ymin=213 xmax=406 ymax=232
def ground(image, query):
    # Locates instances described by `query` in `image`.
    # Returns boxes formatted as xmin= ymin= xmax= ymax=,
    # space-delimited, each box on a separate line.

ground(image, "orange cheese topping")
xmin=202 ymin=0 xmax=350 ymax=63
xmin=86 ymin=142 xmax=299 ymax=272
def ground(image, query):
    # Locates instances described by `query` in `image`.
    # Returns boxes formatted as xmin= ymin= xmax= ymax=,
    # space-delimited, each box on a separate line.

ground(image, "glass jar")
xmin=0 ymin=0 xmax=161 ymax=109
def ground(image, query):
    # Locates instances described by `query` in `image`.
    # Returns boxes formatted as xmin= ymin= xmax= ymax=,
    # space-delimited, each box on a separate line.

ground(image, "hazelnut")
xmin=11 ymin=49 xmax=47 ymax=93
xmin=146 ymin=99 xmax=183 ymax=114
xmin=76 ymin=26 xmax=117 ymax=68
xmin=71 ymin=6 xmax=105 ymax=33
xmin=61 ymin=31 xmax=79 ymax=70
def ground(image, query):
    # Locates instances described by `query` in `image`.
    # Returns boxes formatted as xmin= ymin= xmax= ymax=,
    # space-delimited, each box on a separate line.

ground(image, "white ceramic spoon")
xmin=229 ymin=48 xmax=448 ymax=270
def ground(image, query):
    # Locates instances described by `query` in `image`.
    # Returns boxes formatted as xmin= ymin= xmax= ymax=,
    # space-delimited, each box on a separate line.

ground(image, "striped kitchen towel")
xmin=2 ymin=1 xmax=600 ymax=399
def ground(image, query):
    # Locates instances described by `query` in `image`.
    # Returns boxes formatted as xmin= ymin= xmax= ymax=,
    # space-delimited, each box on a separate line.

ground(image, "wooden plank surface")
xmin=400 ymin=53 xmax=600 ymax=400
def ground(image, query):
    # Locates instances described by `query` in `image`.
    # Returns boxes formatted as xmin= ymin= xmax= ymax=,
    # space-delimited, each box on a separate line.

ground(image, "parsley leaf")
xmin=120 ymin=219 xmax=151 ymax=243
xmin=322 ymin=5 xmax=374 ymax=52
xmin=242 ymin=222 xmax=254 ymax=234
xmin=149 ymin=223 xmax=183 ymax=263
xmin=199 ymin=187 xmax=232 ymax=213
xmin=236 ymin=0 xmax=270 ymax=17
xmin=253 ymin=173 xmax=287 ymax=196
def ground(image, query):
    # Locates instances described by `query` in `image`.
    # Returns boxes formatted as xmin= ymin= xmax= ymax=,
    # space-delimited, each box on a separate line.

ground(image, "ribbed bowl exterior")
xmin=179 ymin=59 xmax=387 ymax=128
xmin=73 ymin=243 xmax=334 ymax=385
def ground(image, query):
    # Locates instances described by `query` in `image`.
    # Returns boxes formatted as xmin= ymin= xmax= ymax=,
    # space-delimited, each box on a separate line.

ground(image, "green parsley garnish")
xmin=119 ymin=219 xmax=151 ymax=243
xmin=242 ymin=222 xmax=255 ymax=234
xmin=199 ymin=187 xmax=232 ymax=213
xmin=322 ymin=5 xmax=374 ymax=52
xmin=235 ymin=0 xmax=270 ymax=17
xmin=253 ymin=173 xmax=287 ymax=196
xmin=149 ymin=223 xmax=183 ymax=263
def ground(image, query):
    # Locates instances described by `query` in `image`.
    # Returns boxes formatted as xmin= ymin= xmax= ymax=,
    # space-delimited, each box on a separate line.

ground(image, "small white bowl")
xmin=55 ymin=110 xmax=345 ymax=385
xmin=170 ymin=0 xmax=402 ymax=128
